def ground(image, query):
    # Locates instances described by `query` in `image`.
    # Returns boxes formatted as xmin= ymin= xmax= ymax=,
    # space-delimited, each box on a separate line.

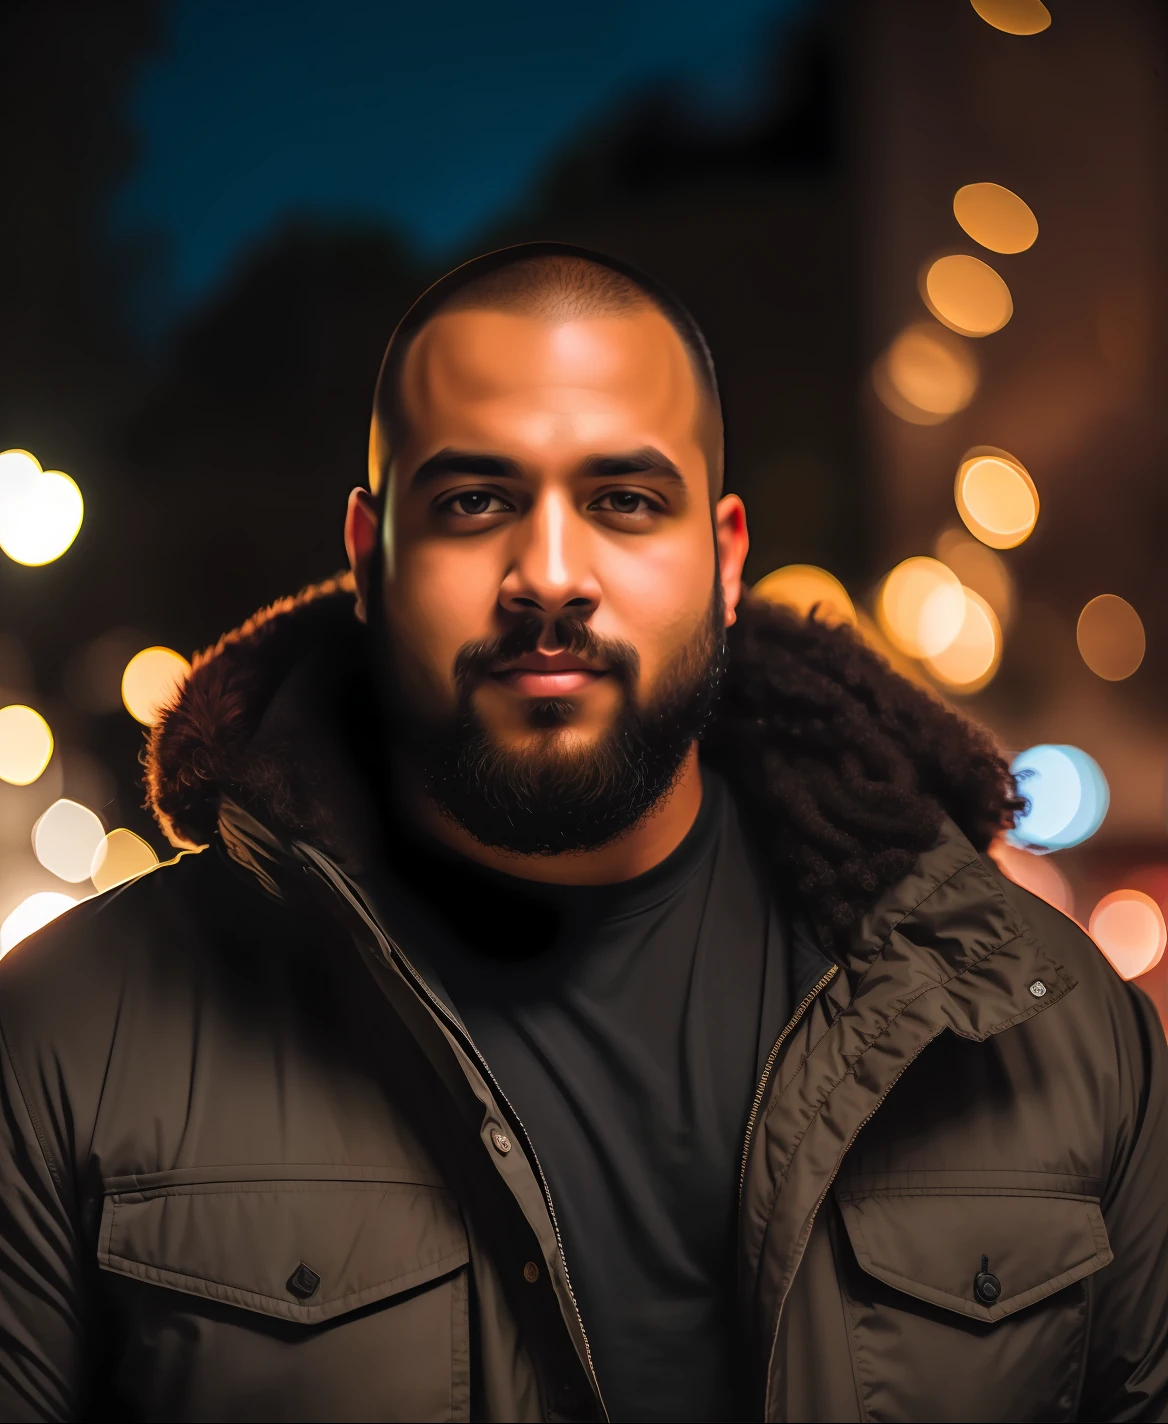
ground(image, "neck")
xmin=397 ymin=744 xmax=704 ymax=886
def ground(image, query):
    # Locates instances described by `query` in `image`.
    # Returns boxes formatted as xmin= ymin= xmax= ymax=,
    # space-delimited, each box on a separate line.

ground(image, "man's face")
xmin=367 ymin=305 xmax=745 ymax=741
xmin=347 ymin=301 xmax=749 ymax=852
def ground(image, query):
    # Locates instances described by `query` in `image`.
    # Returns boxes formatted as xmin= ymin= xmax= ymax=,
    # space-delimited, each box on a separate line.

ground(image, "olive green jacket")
xmin=1 ymin=585 xmax=1164 ymax=1422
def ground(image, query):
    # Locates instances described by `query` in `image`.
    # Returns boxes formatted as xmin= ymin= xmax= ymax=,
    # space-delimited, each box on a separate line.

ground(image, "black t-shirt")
xmin=373 ymin=771 xmax=788 ymax=1422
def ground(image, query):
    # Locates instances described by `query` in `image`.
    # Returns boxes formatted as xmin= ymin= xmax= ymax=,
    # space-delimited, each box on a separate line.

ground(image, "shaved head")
xmin=370 ymin=245 xmax=724 ymax=499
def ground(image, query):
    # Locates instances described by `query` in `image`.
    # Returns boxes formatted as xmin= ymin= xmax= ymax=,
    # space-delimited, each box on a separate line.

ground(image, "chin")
xmin=490 ymin=711 xmax=607 ymax=760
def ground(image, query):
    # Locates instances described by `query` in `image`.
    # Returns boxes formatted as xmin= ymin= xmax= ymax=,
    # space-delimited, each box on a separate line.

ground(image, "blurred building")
xmin=853 ymin=0 xmax=1167 ymax=871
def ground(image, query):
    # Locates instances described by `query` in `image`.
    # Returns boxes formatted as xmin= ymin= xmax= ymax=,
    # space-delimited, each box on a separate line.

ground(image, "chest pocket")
xmin=97 ymin=1167 xmax=471 ymax=1423
xmin=832 ymin=1177 xmax=1113 ymax=1422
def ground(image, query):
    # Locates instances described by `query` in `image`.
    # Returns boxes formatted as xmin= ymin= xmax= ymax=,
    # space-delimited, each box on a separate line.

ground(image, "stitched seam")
xmin=99 ymin=1242 xmax=469 ymax=1316
xmin=114 ymin=1179 xmax=444 ymax=1203
xmin=835 ymin=1187 xmax=1097 ymax=1202
xmin=831 ymin=1201 xmax=873 ymax=1424
xmin=103 ymin=1164 xmax=448 ymax=1193
xmin=840 ymin=1167 xmax=1100 ymax=1179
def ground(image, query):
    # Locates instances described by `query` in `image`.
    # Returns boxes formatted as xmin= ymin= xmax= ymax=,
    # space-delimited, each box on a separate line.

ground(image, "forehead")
xmin=397 ymin=306 xmax=705 ymax=447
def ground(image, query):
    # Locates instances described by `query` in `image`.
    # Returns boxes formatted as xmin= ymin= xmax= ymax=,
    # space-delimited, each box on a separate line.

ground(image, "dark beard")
xmin=382 ymin=591 xmax=726 ymax=857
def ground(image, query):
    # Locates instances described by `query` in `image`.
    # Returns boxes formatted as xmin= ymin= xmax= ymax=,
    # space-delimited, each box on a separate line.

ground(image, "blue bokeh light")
xmin=1008 ymin=744 xmax=1109 ymax=852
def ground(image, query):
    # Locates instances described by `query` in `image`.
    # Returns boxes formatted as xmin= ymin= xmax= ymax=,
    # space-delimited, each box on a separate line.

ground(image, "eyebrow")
xmin=581 ymin=448 xmax=686 ymax=486
xmin=409 ymin=445 xmax=687 ymax=488
xmin=410 ymin=449 xmax=525 ymax=485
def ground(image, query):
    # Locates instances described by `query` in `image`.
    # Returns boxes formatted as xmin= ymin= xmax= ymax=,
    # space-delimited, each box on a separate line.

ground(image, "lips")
xmin=489 ymin=652 xmax=606 ymax=698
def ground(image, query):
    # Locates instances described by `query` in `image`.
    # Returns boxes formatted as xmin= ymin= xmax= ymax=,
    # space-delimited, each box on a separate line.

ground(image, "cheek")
xmin=383 ymin=542 xmax=502 ymax=697
xmin=596 ymin=529 xmax=717 ymax=684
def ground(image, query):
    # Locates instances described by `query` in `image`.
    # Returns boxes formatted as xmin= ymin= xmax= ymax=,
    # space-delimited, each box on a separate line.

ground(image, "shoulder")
xmin=988 ymin=860 xmax=1164 ymax=1086
xmin=0 ymin=848 xmax=283 ymax=1076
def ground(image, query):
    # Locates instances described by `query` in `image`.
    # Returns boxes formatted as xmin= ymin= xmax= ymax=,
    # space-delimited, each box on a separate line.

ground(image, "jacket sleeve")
xmin=0 ymin=1026 xmax=85 ymax=1421
xmin=1082 ymin=983 xmax=1168 ymax=1422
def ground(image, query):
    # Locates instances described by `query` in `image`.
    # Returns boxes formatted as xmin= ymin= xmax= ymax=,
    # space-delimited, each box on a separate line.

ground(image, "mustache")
xmin=453 ymin=613 xmax=641 ymax=694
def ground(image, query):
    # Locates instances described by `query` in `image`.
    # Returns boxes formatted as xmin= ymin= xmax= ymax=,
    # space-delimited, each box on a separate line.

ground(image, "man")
xmin=0 ymin=243 xmax=1164 ymax=1423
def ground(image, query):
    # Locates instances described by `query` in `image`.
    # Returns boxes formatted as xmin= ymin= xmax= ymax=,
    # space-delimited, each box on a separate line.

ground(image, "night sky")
xmin=112 ymin=0 xmax=809 ymax=315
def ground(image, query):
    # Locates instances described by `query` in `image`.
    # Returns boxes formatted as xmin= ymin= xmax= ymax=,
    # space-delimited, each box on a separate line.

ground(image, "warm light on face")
xmin=1008 ymin=744 xmax=1109 ymax=852
xmin=872 ymin=323 xmax=979 ymax=425
xmin=0 ymin=891 xmax=79 ymax=957
xmin=1076 ymin=595 xmax=1145 ymax=681
xmin=924 ymin=588 xmax=1001 ymax=693
xmin=0 ymin=703 xmax=54 ymax=785
xmin=953 ymin=183 xmax=1038 ymax=254
xmin=32 ymin=798 xmax=106 ymax=883
xmin=753 ymin=564 xmax=856 ymax=626
xmin=384 ymin=305 xmax=726 ymax=751
xmin=922 ymin=255 xmax=1013 ymax=338
xmin=90 ymin=828 xmax=160 ymax=893
xmin=969 ymin=0 xmax=1051 ymax=36
xmin=0 ymin=449 xmax=84 ymax=566
xmin=877 ymin=558 xmax=966 ymax=659
xmin=1090 ymin=890 xmax=1167 ymax=981
xmin=955 ymin=450 xmax=1039 ymax=549
xmin=121 ymin=647 xmax=192 ymax=726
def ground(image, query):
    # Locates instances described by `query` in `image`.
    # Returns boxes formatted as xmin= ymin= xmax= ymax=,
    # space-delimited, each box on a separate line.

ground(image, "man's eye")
xmin=591 ymin=491 xmax=659 ymax=516
xmin=441 ymin=490 xmax=511 ymax=517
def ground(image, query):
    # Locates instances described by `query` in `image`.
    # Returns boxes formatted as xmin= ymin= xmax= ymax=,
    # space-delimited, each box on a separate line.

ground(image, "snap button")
xmin=973 ymin=1255 xmax=1001 ymax=1305
xmin=523 ymin=1260 xmax=540 ymax=1283
xmin=1029 ymin=980 xmax=1047 ymax=998
xmin=490 ymin=1128 xmax=512 ymax=1155
xmin=286 ymin=1262 xmax=321 ymax=1299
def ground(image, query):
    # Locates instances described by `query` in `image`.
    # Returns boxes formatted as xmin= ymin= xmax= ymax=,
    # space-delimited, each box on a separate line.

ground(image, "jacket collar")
xmin=144 ymin=573 xmax=1033 ymax=980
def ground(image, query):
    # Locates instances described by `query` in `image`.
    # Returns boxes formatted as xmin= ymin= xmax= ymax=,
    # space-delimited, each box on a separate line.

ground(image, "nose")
xmin=498 ymin=489 xmax=600 ymax=625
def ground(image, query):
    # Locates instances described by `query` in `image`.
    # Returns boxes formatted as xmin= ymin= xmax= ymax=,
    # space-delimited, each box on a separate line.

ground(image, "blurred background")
xmin=1 ymin=0 xmax=1166 ymax=1020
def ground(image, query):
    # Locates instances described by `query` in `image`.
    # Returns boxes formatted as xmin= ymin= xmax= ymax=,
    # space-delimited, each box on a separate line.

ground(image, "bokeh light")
xmin=121 ymin=647 xmax=192 ymax=726
xmin=0 ymin=704 xmax=54 ymax=786
xmin=923 ymin=588 xmax=1001 ymax=693
xmin=32 ymin=799 xmax=105 ymax=883
xmin=1009 ymin=744 xmax=1109 ymax=852
xmin=935 ymin=528 xmax=1015 ymax=629
xmin=0 ymin=890 xmax=79 ymax=957
xmin=753 ymin=564 xmax=857 ymax=626
xmin=0 ymin=449 xmax=84 ymax=566
xmin=63 ymin=628 xmax=147 ymax=715
xmin=922 ymin=254 xmax=1013 ymax=337
xmin=954 ymin=449 xmax=1039 ymax=549
xmin=1076 ymin=595 xmax=1145 ymax=681
xmin=992 ymin=842 xmax=1074 ymax=916
xmin=969 ymin=0 xmax=1051 ymax=35
xmin=1090 ymin=890 xmax=1167 ymax=981
xmin=872 ymin=322 xmax=979 ymax=424
xmin=953 ymin=182 xmax=1038 ymax=254
xmin=877 ymin=557 xmax=965 ymax=659
xmin=91 ymin=828 xmax=159 ymax=893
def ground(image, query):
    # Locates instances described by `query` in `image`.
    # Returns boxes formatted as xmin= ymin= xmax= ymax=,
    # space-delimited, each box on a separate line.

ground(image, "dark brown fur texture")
xmin=145 ymin=575 xmax=1023 ymax=944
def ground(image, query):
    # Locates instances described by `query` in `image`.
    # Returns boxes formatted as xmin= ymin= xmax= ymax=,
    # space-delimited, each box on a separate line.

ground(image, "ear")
xmin=344 ymin=487 xmax=379 ymax=624
xmin=714 ymin=494 xmax=749 ymax=628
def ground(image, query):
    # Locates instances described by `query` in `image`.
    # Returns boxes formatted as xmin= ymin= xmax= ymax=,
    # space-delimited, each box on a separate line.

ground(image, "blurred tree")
xmin=118 ymin=222 xmax=426 ymax=648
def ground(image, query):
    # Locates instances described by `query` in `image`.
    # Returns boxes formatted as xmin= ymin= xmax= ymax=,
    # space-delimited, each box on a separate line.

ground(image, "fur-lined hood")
xmin=145 ymin=574 xmax=1021 ymax=942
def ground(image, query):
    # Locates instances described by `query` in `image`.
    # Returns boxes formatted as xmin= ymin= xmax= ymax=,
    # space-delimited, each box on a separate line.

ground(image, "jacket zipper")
xmin=738 ymin=964 xmax=838 ymax=1208
xmin=761 ymin=1046 xmax=930 ymax=1416
xmin=300 ymin=849 xmax=608 ymax=1420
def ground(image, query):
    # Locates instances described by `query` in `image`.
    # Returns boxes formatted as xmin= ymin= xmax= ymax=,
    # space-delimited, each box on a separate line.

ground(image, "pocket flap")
xmin=836 ymin=1186 xmax=1112 ymax=1322
xmin=98 ymin=1171 xmax=469 ymax=1325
